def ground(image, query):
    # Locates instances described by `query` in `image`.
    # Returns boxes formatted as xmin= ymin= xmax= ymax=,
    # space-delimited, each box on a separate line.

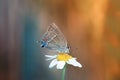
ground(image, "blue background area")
xmin=21 ymin=14 xmax=54 ymax=80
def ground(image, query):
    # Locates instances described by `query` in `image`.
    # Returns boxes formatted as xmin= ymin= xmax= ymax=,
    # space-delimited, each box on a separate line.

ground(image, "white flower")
xmin=45 ymin=53 xmax=82 ymax=69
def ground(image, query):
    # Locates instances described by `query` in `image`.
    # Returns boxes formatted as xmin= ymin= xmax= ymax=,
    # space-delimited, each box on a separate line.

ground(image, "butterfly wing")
xmin=41 ymin=23 xmax=69 ymax=53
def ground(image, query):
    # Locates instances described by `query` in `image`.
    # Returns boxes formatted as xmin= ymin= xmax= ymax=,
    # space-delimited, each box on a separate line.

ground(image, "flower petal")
xmin=49 ymin=59 xmax=58 ymax=68
xmin=45 ymin=55 xmax=57 ymax=58
xmin=67 ymin=58 xmax=82 ymax=68
xmin=56 ymin=61 xmax=65 ymax=69
xmin=45 ymin=55 xmax=57 ymax=60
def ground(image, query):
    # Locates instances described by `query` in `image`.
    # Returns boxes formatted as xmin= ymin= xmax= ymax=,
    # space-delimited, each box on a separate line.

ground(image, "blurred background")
xmin=0 ymin=0 xmax=120 ymax=80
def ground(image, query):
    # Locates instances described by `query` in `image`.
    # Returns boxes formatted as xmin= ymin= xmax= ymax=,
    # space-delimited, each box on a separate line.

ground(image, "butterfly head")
xmin=41 ymin=40 xmax=48 ymax=48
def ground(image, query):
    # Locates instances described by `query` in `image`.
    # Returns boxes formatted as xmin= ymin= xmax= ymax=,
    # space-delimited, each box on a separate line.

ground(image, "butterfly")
xmin=40 ymin=23 xmax=70 ymax=53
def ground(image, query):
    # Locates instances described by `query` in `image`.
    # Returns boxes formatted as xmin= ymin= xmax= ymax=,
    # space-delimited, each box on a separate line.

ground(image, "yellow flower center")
xmin=57 ymin=53 xmax=72 ymax=62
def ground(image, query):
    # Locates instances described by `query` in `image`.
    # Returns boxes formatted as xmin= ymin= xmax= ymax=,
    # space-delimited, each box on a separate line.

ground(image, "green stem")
xmin=62 ymin=65 xmax=67 ymax=80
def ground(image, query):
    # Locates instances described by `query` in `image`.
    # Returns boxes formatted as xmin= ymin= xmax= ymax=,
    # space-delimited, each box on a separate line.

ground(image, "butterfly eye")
xmin=41 ymin=44 xmax=45 ymax=48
